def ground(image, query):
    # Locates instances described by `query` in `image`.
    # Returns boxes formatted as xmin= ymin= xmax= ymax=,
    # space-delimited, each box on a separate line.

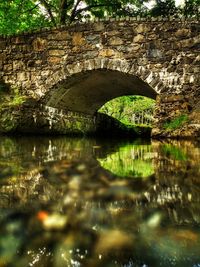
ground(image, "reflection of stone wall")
xmin=0 ymin=169 xmax=62 ymax=209
xmin=0 ymin=137 xmax=200 ymax=226
xmin=148 ymin=140 xmax=200 ymax=223
xmin=0 ymin=154 xmax=199 ymax=224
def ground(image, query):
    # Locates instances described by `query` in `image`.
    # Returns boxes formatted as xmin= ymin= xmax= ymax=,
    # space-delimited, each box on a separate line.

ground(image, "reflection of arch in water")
xmin=97 ymin=142 xmax=155 ymax=178
xmin=0 ymin=136 xmax=99 ymax=165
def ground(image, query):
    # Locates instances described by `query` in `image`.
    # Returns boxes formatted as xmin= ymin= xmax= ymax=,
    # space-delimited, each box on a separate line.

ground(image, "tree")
xmin=145 ymin=0 xmax=200 ymax=17
xmin=147 ymin=0 xmax=179 ymax=17
xmin=99 ymin=96 xmax=155 ymax=127
xmin=38 ymin=0 xmax=147 ymax=24
xmin=0 ymin=0 xmax=199 ymax=34
xmin=0 ymin=0 xmax=49 ymax=35
xmin=0 ymin=0 xmax=144 ymax=34
xmin=183 ymin=0 xmax=200 ymax=17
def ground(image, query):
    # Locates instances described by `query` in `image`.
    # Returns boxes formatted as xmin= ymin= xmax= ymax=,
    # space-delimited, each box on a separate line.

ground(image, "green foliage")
xmin=10 ymin=89 xmax=26 ymax=107
xmin=0 ymin=0 xmax=199 ymax=34
xmin=183 ymin=0 xmax=200 ymax=17
xmin=99 ymin=96 xmax=155 ymax=127
xmin=9 ymin=95 xmax=26 ymax=107
xmin=0 ymin=0 xmax=144 ymax=34
xmin=0 ymin=88 xmax=26 ymax=132
xmin=163 ymin=114 xmax=189 ymax=130
xmin=143 ymin=0 xmax=199 ymax=17
xmin=0 ymin=0 xmax=50 ymax=35
xmin=0 ymin=87 xmax=26 ymax=110
xmin=149 ymin=0 xmax=179 ymax=17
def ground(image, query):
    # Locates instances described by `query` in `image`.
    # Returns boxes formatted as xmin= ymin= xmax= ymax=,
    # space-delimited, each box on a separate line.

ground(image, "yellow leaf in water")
xmin=42 ymin=213 xmax=68 ymax=230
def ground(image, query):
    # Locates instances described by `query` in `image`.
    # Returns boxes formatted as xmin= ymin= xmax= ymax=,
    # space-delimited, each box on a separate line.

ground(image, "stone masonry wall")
xmin=0 ymin=103 xmax=96 ymax=135
xmin=0 ymin=18 xmax=199 ymax=137
xmin=0 ymin=18 xmax=199 ymax=98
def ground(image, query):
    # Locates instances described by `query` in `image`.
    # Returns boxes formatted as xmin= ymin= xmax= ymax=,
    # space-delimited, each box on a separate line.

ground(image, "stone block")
xmin=131 ymin=44 xmax=140 ymax=51
xmin=32 ymin=38 xmax=47 ymax=51
xmin=93 ymin=59 xmax=102 ymax=69
xmin=17 ymin=72 xmax=27 ymax=81
xmin=175 ymin=29 xmax=190 ymax=38
xmin=135 ymin=24 xmax=150 ymax=34
xmin=107 ymin=30 xmax=120 ymax=36
xmin=180 ymin=35 xmax=200 ymax=48
xmin=3 ymin=64 xmax=12 ymax=72
xmin=99 ymin=49 xmax=115 ymax=57
xmin=108 ymin=37 xmax=123 ymax=46
xmin=161 ymin=95 xmax=184 ymax=103
xmin=12 ymin=37 xmax=25 ymax=44
xmin=0 ymin=41 xmax=6 ymax=50
xmin=83 ymin=51 xmax=99 ymax=59
xmin=147 ymin=49 xmax=163 ymax=58
xmin=94 ymin=22 xmax=104 ymax=32
xmin=86 ymin=34 xmax=100 ymax=43
xmin=48 ymin=50 xmax=65 ymax=56
xmin=72 ymin=32 xmax=86 ymax=46
xmin=56 ymin=31 xmax=70 ymax=40
xmin=47 ymin=33 xmax=57 ymax=40
xmin=133 ymin=34 xmax=145 ymax=43
xmin=41 ymin=70 xmax=50 ymax=77
xmin=48 ymin=57 xmax=62 ymax=64
xmin=13 ymin=61 xmax=24 ymax=71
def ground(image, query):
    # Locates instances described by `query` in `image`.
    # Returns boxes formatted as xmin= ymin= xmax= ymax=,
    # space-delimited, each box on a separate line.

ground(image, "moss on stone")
xmin=163 ymin=114 xmax=189 ymax=131
xmin=0 ymin=88 xmax=26 ymax=110
xmin=0 ymin=109 xmax=18 ymax=132
xmin=0 ymin=88 xmax=27 ymax=133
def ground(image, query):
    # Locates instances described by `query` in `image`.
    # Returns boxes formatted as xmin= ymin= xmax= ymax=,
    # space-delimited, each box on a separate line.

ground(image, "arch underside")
xmin=44 ymin=69 xmax=157 ymax=115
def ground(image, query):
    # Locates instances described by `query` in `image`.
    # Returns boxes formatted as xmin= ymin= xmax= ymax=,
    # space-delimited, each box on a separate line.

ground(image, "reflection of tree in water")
xmin=0 ymin=137 xmax=200 ymax=266
xmin=97 ymin=142 xmax=154 ymax=178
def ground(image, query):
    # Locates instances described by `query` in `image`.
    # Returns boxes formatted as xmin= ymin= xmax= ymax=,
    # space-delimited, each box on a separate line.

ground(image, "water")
xmin=0 ymin=136 xmax=200 ymax=267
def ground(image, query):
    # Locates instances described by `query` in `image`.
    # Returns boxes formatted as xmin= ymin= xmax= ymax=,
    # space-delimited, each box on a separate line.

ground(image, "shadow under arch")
xmin=42 ymin=59 xmax=160 ymax=115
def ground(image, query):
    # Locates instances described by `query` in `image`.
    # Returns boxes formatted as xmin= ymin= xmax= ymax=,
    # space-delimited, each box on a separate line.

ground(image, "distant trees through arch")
xmin=98 ymin=95 xmax=155 ymax=127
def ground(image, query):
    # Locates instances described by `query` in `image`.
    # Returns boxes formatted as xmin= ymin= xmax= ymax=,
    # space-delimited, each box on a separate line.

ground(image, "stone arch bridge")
xmin=0 ymin=18 xmax=199 ymax=137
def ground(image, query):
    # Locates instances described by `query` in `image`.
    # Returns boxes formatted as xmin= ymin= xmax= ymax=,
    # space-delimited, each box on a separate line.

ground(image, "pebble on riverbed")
xmin=37 ymin=211 xmax=68 ymax=230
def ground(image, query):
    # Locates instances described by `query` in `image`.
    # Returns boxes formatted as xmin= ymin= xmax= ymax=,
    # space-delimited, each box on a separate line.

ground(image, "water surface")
xmin=0 ymin=136 xmax=200 ymax=267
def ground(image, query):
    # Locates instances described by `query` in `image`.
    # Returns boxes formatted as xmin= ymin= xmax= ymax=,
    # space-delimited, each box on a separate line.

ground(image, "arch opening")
xmin=44 ymin=69 xmax=157 ymax=116
xmin=98 ymin=95 xmax=156 ymax=128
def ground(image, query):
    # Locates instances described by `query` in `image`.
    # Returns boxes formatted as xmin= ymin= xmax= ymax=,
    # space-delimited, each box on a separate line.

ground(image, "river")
xmin=0 ymin=136 xmax=200 ymax=267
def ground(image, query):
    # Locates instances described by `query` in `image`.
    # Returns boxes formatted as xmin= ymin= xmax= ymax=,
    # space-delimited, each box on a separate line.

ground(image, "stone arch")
xmin=42 ymin=58 xmax=166 ymax=115
xmin=45 ymin=58 xmax=167 ymax=94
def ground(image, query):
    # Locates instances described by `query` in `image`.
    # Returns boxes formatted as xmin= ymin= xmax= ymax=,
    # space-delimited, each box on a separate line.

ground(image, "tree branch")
xmin=39 ymin=0 xmax=57 ymax=26
xmin=71 ymin=3 xmax=120 ymax=22
xmin=21 ymin=3 xmax=40 ymax=14
xmin=69 ymin=0 xmax=82 ymax=22
xmin=60 ymin=0 xmax=68 ymax=24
